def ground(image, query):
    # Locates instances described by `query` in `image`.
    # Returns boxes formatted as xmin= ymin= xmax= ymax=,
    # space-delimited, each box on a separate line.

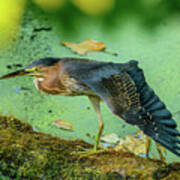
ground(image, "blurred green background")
xmin=0 ymin=0 xmax=180 ymax=162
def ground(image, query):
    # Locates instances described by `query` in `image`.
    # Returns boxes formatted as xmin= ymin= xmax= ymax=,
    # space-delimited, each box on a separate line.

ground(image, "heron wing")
xmin=63 ymin=59 xmax=180 ymax=156
xmin=74 ymin=61 xmax=180 ymax=156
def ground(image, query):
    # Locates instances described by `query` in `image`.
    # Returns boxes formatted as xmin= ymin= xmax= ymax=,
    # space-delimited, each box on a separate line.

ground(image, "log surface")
xmin=0 ymin=116 xmax=180 ymax=180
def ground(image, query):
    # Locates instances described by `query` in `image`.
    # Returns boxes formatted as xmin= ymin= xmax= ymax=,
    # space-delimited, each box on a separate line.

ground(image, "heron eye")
xmin=25 ymin=66 xmax=39 ymax=72
xmin=31 ymin=66 xmax=39 ymax=72
xmin=34 ymin=67 xmax=39 ymax=71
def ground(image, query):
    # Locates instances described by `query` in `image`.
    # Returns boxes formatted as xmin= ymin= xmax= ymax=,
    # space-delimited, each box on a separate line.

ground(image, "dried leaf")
xmin=100 ymin=133 xmax=119 ymax=144
xmin=115 ymin=131 xmax=149 ymax=156
xmin=53 ymin=120 xmax=74 ymax=131
xmin=61 ymin=40 xmax=106 ymax=55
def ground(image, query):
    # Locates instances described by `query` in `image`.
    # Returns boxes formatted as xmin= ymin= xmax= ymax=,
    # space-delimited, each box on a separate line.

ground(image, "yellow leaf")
xmin=100 ymin=133 xmax=119 ymax=144
xmin=61 ymin=40 xmax=106 ymax=55
xmin=53 ymin=120 xmax=74 ymax=131
xmin=71 ymin=0 xmax=115 ymax=15
xmin=0 ymin=0 xmax=26 ymax=48
xmin=115 ymin=132 xmax=149 ymax=155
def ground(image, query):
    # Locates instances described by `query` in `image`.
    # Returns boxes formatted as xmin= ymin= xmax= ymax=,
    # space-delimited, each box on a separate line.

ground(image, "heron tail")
xmin=124 ymin=61 xmax=180 ymax=156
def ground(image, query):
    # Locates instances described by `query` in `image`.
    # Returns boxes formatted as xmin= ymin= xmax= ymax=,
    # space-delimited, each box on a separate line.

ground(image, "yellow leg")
xmin=71 ymin=96 xmax=104 ymax=157
xmin=145 ymin=137 xmax=151 ymax=158
xmin=156 ymin=143 xmax=166 ymax=162
xmin=142 ymin=130 xmax=166 ymax=162
xmin=88 ymin=96 xmax=104 ymax=151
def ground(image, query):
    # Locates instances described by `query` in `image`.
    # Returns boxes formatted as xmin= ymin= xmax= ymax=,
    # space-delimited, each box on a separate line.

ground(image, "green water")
xmin=0 ymin=2 xmax=179 ymax=162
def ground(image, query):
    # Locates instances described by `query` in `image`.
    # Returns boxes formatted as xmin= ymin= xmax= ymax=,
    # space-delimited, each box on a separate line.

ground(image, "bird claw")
xmin=71 ymin=147 xmax=107 ymax=159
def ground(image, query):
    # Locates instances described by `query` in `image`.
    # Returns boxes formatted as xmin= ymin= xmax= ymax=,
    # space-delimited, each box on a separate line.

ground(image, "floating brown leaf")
xmin=100 ymin=133 xmax=119 ymax=144
xmin=61 ymin=40 xmax=118 ymax=56
xmin=61 ymin=40 xmax=106 ymax=55
xmin=115 ymin=131 xmax=150 ymax=156
xmin=53 ymin=120 xmax=74 ymax=131
xmin=115 ymin=131 xmax=166 ymax=159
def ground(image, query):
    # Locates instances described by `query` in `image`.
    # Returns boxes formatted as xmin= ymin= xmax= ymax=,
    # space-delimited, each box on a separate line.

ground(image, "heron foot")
xmin=71 ymin=146 xmax=108 ymax=159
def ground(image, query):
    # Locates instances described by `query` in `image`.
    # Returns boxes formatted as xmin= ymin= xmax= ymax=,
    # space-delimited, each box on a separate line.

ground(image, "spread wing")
xmin=63 ymin=59 xmax=180 ymax=156
xmin=100 ymin=72 xmax=141 ymax=119
xmin=69 ymin=60 xmax=180 ymax=156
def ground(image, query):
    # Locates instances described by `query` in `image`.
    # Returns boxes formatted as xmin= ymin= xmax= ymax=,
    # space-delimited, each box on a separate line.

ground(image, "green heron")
xmin=0 ymin=57 xmax=180 ymax=157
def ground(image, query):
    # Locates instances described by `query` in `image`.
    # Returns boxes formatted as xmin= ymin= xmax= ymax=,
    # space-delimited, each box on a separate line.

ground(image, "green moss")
xmin=0 ymin=1 xmax=180 ymax=163
xmin=0 ymin=116 xmax=180 ymax=179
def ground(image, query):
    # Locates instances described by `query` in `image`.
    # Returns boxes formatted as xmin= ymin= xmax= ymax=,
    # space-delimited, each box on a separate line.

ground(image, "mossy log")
xmin=0 ymin=116 xmax=180 ymax=180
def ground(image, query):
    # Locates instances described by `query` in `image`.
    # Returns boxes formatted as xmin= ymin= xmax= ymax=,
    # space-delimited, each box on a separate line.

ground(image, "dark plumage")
xmin=26 ymin=57 xmax=60 ymax=69
xmin=61 ymin=58 xmax=180 ymax=156
xmin=0 ymin=57 xmax=179 ymax=156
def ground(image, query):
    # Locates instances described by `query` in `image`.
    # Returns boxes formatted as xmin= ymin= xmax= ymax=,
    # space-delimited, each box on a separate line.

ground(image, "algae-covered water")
xmin=0 ymin=1 xmax=179 ymax=163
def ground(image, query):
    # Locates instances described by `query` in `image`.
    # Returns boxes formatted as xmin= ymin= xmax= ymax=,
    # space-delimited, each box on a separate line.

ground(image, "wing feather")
xmin=64 ymin=59 xmax=180 ymax=156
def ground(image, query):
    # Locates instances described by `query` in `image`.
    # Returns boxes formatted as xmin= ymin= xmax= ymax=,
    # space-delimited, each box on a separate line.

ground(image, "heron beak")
xmin=0 ymin=69 xmax=33 ymax=80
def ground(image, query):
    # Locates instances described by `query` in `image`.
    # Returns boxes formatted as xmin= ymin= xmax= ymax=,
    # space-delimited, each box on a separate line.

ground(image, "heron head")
xmin=24 ymin=57 xmax=60 ymax=77
xmin=0 ymin=58 xmax=60 ymax=80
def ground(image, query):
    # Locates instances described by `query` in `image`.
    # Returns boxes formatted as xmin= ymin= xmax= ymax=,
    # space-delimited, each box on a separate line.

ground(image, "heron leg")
xmin=145 ymin=136 xmax=166 ymax=162
xmin=88 ymin=96 xmax=104 ymax=151
xmin=145 ymin=137 xmax=151 ymax=158
xmin=155 ymin=143 xmax=166 ymax=162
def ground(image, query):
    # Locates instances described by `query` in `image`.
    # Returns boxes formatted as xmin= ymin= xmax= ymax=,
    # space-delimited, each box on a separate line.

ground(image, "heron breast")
xmin=33 ymin=78 xmax=44 ymax=90
xmin=33 ymin=77 xmax=67 ymax=95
